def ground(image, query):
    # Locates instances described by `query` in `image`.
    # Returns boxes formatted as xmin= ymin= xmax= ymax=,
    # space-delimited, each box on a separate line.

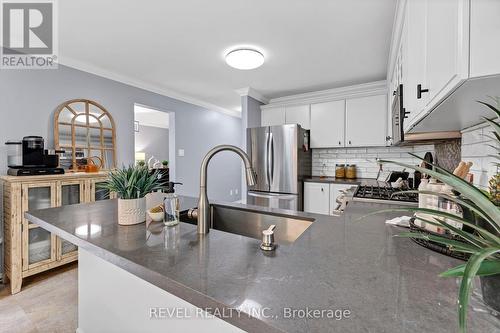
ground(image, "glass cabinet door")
xmin=92 ymin=180 xmax=114 ymax=201
xmin=22 ymin=183 xmax=57 ymax=270
xmin=28 ymin=227 xmax=52 ymax=264
xmin=57 ymin=181 xmax=84 ymax=258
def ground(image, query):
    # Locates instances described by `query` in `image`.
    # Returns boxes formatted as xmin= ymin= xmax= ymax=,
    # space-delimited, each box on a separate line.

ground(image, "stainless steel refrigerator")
xmin=246 ymin=124 xmax=311 ymax=211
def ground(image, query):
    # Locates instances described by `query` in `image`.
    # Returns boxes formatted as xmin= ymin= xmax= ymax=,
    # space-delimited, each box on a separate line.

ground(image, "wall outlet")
xmin=230 ymin=190 xmax=233 ymax=196
xmin=235 ymin=189 xmax=238 ymax=195
xmin=178 ymin=149 xmax=185 ymax=157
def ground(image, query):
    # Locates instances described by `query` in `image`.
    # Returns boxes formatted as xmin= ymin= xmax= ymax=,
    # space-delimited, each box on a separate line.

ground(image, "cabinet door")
xmin=90 ymin=179 xmax=116 ymax=202
xmin=329 ymin=184 xmax=353 ymax=215
xmin=310 ymin=100 xmax=345 ymax=148
xmin=21 ymin=183 xmax=57 ymax=270
xmin=56 ymin=180 xmax=84 ymax=259
xmin=470 ymin=0 xmax=500 ymax=77
xmin=285 ymin=105 xmax=310 ymax=129
xmin=345 ymin=95 xmax=387 ymax=147
xmin=304 ymin=182 xmax=330 ymax=215
xmin=425 ymin=0 xmax=468 ymax=106
xmin=261 ymin=107 xmax=285 ymax=126
xmin=403 ymin=0 xmax=428 ymax=129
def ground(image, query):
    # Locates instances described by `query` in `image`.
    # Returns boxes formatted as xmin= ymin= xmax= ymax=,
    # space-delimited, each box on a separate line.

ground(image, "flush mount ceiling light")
xmin=225 ymin=49 xmax=264 ymax=70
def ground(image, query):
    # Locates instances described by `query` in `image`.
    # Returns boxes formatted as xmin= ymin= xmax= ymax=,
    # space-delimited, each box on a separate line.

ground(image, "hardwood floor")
xmin=0 ymin=263 xmax=78 ymax=333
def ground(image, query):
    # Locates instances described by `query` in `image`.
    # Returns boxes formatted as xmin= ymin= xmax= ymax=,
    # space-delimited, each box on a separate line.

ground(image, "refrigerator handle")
xmin=266 ymin=131 xmax=271 ymax=185
xmin=269 ymin=132 xmax=274 ymax=185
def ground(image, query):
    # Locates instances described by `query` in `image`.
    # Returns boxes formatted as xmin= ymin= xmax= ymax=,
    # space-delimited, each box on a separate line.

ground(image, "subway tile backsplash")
xmin=461 ymin=123 xmax=499 ymax=189
xmin=312 ymin=145 xmax=435 ymax=179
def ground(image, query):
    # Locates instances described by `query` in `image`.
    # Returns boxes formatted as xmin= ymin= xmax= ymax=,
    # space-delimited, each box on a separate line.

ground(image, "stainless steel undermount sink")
xmin=181 ymin=205 xmax=314 ymax=245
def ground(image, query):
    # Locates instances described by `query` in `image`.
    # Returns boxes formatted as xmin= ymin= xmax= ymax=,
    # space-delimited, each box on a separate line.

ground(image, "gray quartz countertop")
xmin=25 ymin=197 xmax=499 ymax=333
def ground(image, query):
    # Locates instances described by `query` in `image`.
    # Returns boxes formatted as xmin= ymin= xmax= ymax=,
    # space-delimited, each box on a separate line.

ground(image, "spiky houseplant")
xmin=100 ymin=165 xmax=161 ymax=225
xmin=364 ymin=98 xmax=500 ymax=333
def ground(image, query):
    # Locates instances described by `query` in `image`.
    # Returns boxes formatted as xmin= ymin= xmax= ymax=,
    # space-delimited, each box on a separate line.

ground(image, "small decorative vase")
xmin=480 ymin=275 xmax=500 ymax=312
xmin=118 ymin=198 xmax=146 ymax=225
xmin=475 ymin=214 xmax=500 ymax=312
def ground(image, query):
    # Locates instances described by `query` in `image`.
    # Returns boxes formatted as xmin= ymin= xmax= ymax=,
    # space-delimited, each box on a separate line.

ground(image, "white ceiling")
xmin=59 ymin=0 xmax=397 ymax=114
xmin=134 ymin=105 xmax=169 ymax=129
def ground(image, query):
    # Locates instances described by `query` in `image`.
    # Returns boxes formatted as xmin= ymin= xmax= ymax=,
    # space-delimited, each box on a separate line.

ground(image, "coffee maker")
xmin=6 ymin=136 xmax=65 ymax=176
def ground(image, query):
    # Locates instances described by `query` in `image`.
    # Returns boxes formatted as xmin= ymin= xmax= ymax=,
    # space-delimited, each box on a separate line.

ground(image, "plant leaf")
xmin=439 ymin=260 xmax=500 ymax=277
xmin=395 ymin=232 xmax=480 ymax=254
xmin=477 ymin=100 xmax=500 ymax=118
xmin=458 ymin=247 xmax=500 ymax=333
xmin=482 ymin=117 xmax=500 ymax=139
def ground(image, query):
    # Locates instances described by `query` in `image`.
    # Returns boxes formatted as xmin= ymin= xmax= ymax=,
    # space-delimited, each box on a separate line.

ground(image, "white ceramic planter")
xmin=118 ymin=198 xmax=146 ymax=225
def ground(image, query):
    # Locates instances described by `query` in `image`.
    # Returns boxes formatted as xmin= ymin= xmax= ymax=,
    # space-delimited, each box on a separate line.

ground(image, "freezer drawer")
xmin=246 ymin=191 xmax=298 ymax=211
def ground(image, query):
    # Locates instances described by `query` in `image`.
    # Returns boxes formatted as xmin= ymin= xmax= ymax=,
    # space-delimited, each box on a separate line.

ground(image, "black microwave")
xmin=391 ymin=84 xmax=408 ymax=145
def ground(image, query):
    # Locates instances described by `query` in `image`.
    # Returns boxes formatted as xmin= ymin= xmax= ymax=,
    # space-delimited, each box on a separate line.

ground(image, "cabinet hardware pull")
xmin=417 ymin=84 xmax=429 ymax=99
xmin=338 ymin=141 xmax=341 ymax=145
xmin=348 ymin=140 xmax=352 ymax=145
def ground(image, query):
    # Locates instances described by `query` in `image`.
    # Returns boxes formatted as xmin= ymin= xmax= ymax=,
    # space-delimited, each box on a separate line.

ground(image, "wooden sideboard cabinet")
xmin=1 ymin=172 xmax=114 ymax=294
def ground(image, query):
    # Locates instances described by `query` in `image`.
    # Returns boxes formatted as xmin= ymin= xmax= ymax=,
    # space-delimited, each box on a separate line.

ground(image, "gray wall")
xmin=0 ymin=65 xmax=242 ymax=201
xmin=241 ymin=96 xmax=263 ymax=194
xmin=135 ymin=125 xmax=169 ymax=164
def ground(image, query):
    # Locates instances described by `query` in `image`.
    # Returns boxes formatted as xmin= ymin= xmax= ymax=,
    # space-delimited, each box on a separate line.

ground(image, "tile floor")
xmin=0 ymin=263 xmax=78 ymax=333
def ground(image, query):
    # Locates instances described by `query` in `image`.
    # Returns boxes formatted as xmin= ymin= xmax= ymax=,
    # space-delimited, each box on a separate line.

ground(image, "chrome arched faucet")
xmin=196 ymin=145 xmax=256 ymax=234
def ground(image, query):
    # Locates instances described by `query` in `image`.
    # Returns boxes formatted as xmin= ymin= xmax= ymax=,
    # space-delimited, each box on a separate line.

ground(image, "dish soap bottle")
xmin=163 ymin=193 xmax=179 ymax=227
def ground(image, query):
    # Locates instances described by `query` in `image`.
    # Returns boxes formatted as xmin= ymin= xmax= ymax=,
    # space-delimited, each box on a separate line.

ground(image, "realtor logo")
xmin=1 ymin=0 xmax=58 ymax=69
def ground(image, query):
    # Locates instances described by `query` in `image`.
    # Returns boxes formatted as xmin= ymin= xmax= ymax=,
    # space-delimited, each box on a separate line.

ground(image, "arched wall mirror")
xmin=54 ymin=99 xmax=117 ymax=171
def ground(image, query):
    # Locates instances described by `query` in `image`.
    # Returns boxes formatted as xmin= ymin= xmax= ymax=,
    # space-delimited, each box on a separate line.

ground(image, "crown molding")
xmin=261 ymin=80 xmax=388 ymax=109
xmin=58 ymin=56 xmax=241 ymax=118
xmin=235 ymin=87 xmax=269 ymax=104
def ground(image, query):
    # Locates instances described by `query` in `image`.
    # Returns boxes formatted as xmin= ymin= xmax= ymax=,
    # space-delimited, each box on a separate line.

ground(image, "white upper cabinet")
xmin=403 ymin=0 xmax=428 ymax=126
xmin=261 ymin=106 xmax=285 ymax=126
xmin=470 ymin=0 xmax=500 ymax=77
xmin=310 ymin=100 xmax=345 ymax=148
xmin=260 ymin=81 xmax=386 ymax=148
xmin=345 ymin=95 xmax=387 ymax=147
xmin=285 ymin=105 xmax=310 ymax=129
xmin=424 ymin=0 xmax=468 ymax=106
xmin=389 ymin=0 xmax=500 ymax=133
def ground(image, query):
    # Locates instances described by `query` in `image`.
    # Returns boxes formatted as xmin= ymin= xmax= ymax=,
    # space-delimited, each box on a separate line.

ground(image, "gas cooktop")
xmin=353 ymin=185 xmax=418 ymax=205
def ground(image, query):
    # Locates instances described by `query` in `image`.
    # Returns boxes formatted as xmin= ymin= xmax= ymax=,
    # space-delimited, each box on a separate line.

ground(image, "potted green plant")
xmin=100 ymin=165 xmax=161 ymax=225
xmin=161 ymin=160 xmax=169 ymax=168
xmin=364 ymin=98 xmax=500 ymax=333
xmin=136 ymin=160 xmax=146 ymax=168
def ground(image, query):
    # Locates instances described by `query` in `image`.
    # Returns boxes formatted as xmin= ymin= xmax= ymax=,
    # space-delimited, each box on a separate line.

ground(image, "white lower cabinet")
xmin=304 ymin=182 xmax=353 ymax=216
xmin=304 ymin=182 xmax=330 ymax=215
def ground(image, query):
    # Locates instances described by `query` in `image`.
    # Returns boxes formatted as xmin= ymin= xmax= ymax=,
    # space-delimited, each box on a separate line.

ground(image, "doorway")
xmin=134 ymin=104 xmax=175 ymax=181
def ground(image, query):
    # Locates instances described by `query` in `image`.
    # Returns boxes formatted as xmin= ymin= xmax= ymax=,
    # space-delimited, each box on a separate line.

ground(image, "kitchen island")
xmin=25 ymin=196 xmax=499 ymax=333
